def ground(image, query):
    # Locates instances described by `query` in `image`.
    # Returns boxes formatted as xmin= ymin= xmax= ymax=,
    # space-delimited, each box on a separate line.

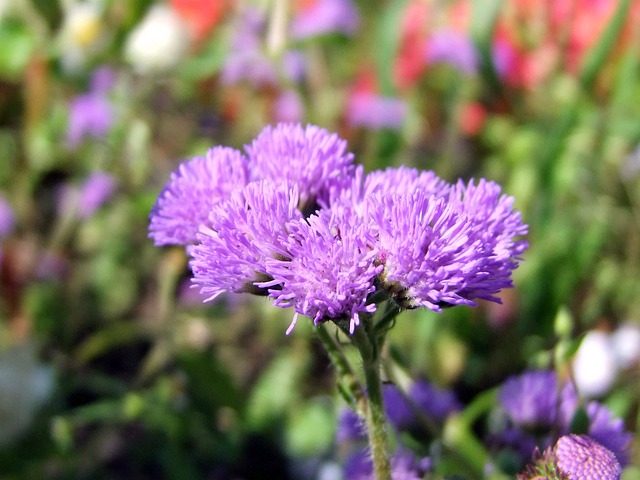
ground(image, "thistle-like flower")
xmin=190 ymin=180 xmax=302 ymax=301
xmin=245 ymin=123 xmax=355 ymax=213
xmin=149 ymin=147 xmax=250 ymax=246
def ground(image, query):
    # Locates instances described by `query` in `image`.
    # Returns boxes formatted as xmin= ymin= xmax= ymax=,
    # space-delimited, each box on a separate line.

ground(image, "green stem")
xmin=315 ymin=324 xmax=365 ymax=410
xmin=352 ymin=326 xmax=392 ymax=480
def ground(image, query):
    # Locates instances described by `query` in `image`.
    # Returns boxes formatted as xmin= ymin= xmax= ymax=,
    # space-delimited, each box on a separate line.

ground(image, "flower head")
xmin=262 ymin=205 xmax=381 ymax=334
xmin=245 ymin=123 xmax=355 ymax=212
xmin=364 ymin=166 xmax=449 ymax=198
xmin=555 ymin=435 xmax=621 ymax=480
xmin=149 ymin=147 xmax=250 ymax=246
xmin=190 ymin=180 xmax=302 ymax=302
xmin=371 ymin=189 xmax=517 ymax=310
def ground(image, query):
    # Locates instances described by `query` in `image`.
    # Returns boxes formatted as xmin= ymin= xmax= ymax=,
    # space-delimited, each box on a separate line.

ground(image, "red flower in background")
xmin=170 ymin=0 xmax=228 ymax=42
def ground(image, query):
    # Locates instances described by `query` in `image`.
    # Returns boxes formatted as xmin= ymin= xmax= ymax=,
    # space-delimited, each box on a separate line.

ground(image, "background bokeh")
xmin=0 ymin=0 xmax=639 ymax=478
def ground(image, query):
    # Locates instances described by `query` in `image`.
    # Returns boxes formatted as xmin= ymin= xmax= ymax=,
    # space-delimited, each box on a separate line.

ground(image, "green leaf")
xmin=579 ymin=0 xmax=632 ymax=90
xmin=375 ymin=0 xmax=410 ymax=95
xmin=285 ymin=400 xmax=335 ymax=457
xmin=0 ymin=18 xmax=37 ymax=79
xmin=246 ymin=348 xmax=306 ymax=430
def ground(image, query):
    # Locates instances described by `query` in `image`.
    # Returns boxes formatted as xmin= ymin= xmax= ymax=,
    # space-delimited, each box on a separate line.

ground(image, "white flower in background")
xmin=57 ymin=1 xmax=106 ymax=71
xmin=124 ymin=5 xmax=189 ymax=74
xmin=572 ymin=330 xmax=618 ymax=398
xmin=610 ymin=323 xmax=640 ymax=369
xmin=0 ymin=343 xmax=54 ymax=445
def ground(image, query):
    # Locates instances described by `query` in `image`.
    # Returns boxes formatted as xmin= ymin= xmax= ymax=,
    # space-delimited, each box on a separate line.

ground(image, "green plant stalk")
xmin=316 ymin=323 xmax=365 ymax=410
xmin=352 ymin=325 xmax=392 ymax=480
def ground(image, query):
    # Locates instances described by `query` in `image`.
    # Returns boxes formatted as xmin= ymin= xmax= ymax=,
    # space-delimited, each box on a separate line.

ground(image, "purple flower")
xmin=272 ymin=90 xmax=304 ymax=123
xmin=346 ymin=93 xmax=407 ymax=130
xmin=190 ymin=180 xmax=302 ymax=302
xmin=0 ymin=194 xmax=15 ymax=238
xmin=369 ymin=185 xmax=523 ymax=310
xmin=245 ymin=123 xmax=355 ymax=212
xmin=261 ymin=205 xmax=382 ymax=334
xmin=77 ymin=172 xmax=116 ymax=219
xmin=290 ymin=0 xmax=359 ymax=40
xmin=383 ymin=383 xmax=415 ymax=430
xmin=383 ymin=380 xmax=461 ymax=431
xmin=221 ymin=50 xmax=278 ymax=86
xmin=554 ymin=435 xmax=621 ymax=480
xmin=55 ymin=172 xmax=116 ymax=220
xmin=66 ymin=68 xmax=116 ymax=148
xmin=282 ymin=51 xmax=307 ymax=83
xmin=586 ymin=402 xmax=633 ymax=466
xmin=426 ymin=29 xmax=478 ymax=75
xmin=336 ymin=408 xmax=366 ymax=444
xmin=364 ymin=166 xmax=450 ymax=199
xmin=149 ymin=147 xmax=250 ymax=246
xmin=344 ymin=448 xmax=430 ymax=480
xmin=409 ymin=379 xmax=461 ymax=423
xmin=499 ymin=370 xmax=562 ymax=428
xmin=89 ymin=66 xmax=116 ymax=94
xmin=66 ymin=95 xmax=113 ymax=147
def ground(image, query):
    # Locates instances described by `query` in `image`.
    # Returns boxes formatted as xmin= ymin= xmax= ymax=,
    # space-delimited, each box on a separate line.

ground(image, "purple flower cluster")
xmin=497 ymin=370 xmax=633 ymax=467
xmin=149 ymin=123 xmax=527 ymax=333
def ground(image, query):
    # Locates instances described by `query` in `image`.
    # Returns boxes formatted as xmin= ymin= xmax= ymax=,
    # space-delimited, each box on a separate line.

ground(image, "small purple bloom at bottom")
xmin=555 ymin=434 xmax=621 ymax=480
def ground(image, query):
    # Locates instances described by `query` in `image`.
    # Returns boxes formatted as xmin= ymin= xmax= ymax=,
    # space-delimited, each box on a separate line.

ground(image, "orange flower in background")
xmin=170 ymin=0 xmax=228 ymax=42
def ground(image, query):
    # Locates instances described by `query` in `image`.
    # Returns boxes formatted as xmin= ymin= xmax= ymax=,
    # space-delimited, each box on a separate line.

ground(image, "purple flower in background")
xmin=262 ymin=205 xmax=381 ymax=334
xmin=272 ymin=90 xmax=304 ymax=123
xmin=190 ymin=180 xmax=302 ymax=302
xmin=56 ymin=172 xmax=116 ymax=220
xmin=382 ymin=383 xmax=415 ymax=430
xmin=336 ymin=408 xmax=366 ymax=443
xmin=499 ymin=370 xmax=563 ymax=428
xmin=221 ymin=8 xmax=307 ymax=87
xmin=586 ymin=402 xmax=633 ymax=466
xmin=290 ymin=0 xmax=359 ymax=40
xmin=89 ymin=66 xmax=116 ymax=94
xmin=282 ymin=51 xmax=307 ymax=83
xmin=384 ymin=380 xmax=461 ymax=431
xmin=77 ymin=172 xmax=116 ymax=219
xmin=220 ymin=7 xmax=277 ymax=86
xmin=149 ymin=147 xmax=250 ymax=246
xmin=346 ymin=93 xmax=407 ymax=130
xmin=344 ymin=448 xmax=430 ymax=480
xmin=245 ymin=123 xmax=355 ymax=211
xmin=554 ymin=435 xmax=621 ymax=480
xmin=0 ymin=194 xmax=15 ymax=238
xmin=66 ymin=67 xmax=116 ymax=148
xmin=426 ymin=29 xmax=478 ymax=75
xmin=409 ymin=379 xmax=461 ymax=423
xmin=221 ymin=49 xmax=278 ymax=86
